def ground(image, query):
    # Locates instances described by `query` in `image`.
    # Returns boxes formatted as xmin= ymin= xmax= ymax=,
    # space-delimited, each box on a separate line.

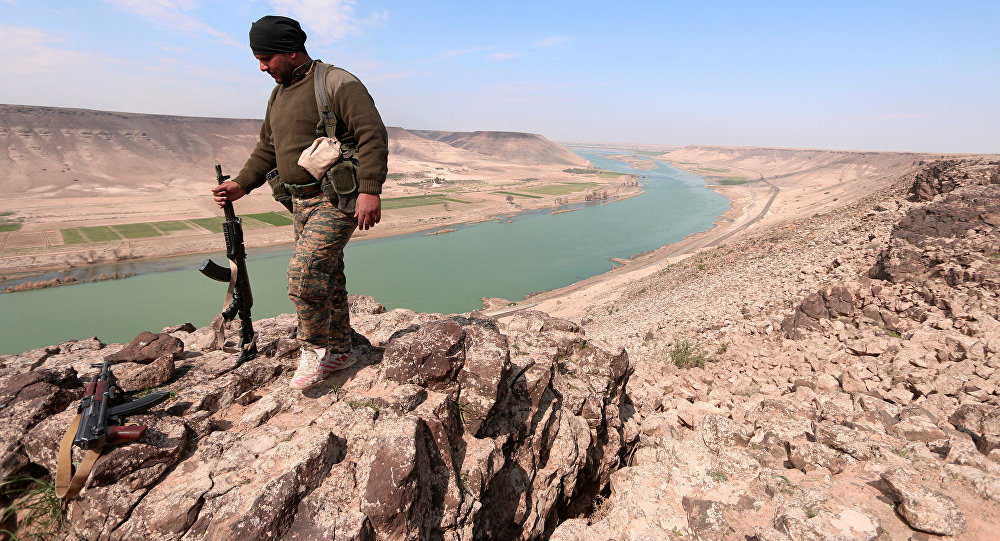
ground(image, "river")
xmin=0 ymin=149 xmax=727 ymax=355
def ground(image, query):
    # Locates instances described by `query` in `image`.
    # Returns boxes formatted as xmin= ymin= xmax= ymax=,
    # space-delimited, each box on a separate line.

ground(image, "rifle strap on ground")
xmin=205 ymin=259 xmax=256 ymax=355
xmin=55 ymin=413 xmax=104 ymax=502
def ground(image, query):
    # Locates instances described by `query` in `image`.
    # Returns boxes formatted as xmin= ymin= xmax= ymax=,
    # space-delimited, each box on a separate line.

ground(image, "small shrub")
xmin=707 ymin=469 xmax=728 ymax=482
xmin=669 ymin=340 xmax=710 ymax=369
xmin=348 ymin=399 xmax=380 ymax=413
xmin=0 ymin=476 xmax=63 ymax=540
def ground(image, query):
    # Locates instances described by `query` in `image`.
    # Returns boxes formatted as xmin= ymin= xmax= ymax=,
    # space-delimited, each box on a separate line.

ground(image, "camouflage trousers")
xmin=288 ymin=193 xmax=356 ymax=352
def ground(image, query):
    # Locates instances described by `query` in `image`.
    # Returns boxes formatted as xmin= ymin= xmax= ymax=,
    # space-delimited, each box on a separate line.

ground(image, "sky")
xmin=1 ymin=0 xmax=998 ymax=153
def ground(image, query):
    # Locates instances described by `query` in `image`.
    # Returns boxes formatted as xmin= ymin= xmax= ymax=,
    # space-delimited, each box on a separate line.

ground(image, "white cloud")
xmin=101 ymin=0 xmax=241 ymax=47
xmin=268 ymin=0 xmax=387 ymax=44
xmin=0 ymin=22 xmax=267 ymax=118
xmin=0 ymin=23 xmax=85 ymax=73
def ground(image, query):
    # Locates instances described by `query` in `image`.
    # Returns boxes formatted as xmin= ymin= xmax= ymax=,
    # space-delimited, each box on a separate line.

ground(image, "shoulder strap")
xmin=55 ymin=414 xmax=104 ymax=501
xmin=313 ymin=62 xmax=337 ymax=139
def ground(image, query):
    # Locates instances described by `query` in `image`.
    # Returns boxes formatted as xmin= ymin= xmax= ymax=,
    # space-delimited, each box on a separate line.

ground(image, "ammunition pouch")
xmin=321 ymin=149 xmax=359 ymax=215
xmin=265 ymin=168 xmax=293 ymax=212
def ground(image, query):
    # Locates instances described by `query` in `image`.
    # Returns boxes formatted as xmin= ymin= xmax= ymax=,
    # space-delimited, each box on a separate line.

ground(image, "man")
xmin=212 ymin=15 xmax=388 ymax=390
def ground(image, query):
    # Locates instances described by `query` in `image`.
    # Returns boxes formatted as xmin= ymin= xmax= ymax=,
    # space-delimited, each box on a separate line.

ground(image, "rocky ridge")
xmin=557 ymin=158 xmax=1000 ymax=539
xmin=0 ymin=306 xmax=633 ymax=539
xmin=2 ymin=158 xmax=1000 ymax=539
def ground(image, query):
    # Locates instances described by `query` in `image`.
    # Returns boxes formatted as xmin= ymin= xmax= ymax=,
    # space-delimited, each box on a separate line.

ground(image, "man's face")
xmin=255 ymin=53 xmax=296 ymax=84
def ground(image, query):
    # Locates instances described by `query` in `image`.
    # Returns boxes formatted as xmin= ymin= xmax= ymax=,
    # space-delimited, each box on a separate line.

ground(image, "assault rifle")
xmin=74 ymin=360 xmax=170 ymax=450
xmin=199 ymin=164 xmax=258 ymax=363
xmin=57 ymin=360 xmax=169 ymax=499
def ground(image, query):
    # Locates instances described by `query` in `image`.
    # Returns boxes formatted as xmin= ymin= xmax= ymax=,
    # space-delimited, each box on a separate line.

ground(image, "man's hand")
xmin=212 ymin=181 xmax=246 ymax=208
xmin=355 ymin=193 xmax=381 ymax=230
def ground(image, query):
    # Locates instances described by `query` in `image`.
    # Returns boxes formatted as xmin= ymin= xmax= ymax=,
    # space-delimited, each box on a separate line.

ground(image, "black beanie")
xmin=249 ymin=15 xmax=307 ymax=55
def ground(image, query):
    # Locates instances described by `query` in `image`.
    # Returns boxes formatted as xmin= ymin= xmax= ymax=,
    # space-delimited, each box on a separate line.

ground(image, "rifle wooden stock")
xmin=108 ymin=425 xmax=146 ymax=444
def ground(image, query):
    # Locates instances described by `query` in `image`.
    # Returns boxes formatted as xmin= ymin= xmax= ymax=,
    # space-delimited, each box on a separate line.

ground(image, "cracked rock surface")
xmin=1 ymin=310 xmax=633 ymax=540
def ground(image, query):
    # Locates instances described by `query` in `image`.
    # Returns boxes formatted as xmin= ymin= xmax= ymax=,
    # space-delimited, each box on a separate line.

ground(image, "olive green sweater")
xmin=233 ymin=63 xmax=388 ymax=195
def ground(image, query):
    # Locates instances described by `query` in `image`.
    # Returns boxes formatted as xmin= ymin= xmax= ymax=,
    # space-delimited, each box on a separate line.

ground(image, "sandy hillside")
xmin=0 ymin=105 xmax=636 ymax=278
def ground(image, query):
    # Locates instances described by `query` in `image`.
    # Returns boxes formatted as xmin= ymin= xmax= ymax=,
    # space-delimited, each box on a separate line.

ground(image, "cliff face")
xmin=2 ymin=158 xmax=1000 ymax=540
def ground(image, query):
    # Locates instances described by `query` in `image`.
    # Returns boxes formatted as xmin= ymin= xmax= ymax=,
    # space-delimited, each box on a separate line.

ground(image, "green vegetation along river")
xmin=0 ymin=149 xmax=728 ymax=355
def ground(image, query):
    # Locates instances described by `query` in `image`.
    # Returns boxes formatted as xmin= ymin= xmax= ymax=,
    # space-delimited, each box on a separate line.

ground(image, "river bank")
xmin=0 ymin=173 xmax=644 ymax=287
xmin=488 ymin=146 xmax=945 ymax=320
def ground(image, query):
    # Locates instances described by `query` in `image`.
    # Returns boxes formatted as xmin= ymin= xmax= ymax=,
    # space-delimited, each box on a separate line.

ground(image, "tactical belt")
xmin=283 ymin=181 xmax=323 ymax=197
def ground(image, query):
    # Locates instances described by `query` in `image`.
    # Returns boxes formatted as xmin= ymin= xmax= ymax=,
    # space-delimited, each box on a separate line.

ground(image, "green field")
xmin=563 ymin=168 xmax=622 ymax=179
xmin=39 ymin=214 xmax=297 ymax=248
xmin=152 ymin=220 xmax=193 ymax=232
xmin=61 ymin=229 xmax=87 ymax=244
xmin=493 ymin=191 xmax=543 ymax=199
xmin=0 ymin=212 xmax=22 ymax=232
xmin=382 ymin=195 xmax=453 ymax=209
xmin=698 ymin=167 xmax=730 ymax=173
xmin=441 ymin=197 xmax=472 ymax=204
xmin=112 ymin=223 xmax=160 ymax=239
xmin=80 ymin=226 xmax=122 ymax=242
xmin=522 ymin=182 xmax=599 ymax=196
xmin=190 ymin=217 xmax=226 ymax=232
xmin=246 ymin=212 xmax=293 ymax=226
xmin=720 ymin=177 xmax=748 ymax=185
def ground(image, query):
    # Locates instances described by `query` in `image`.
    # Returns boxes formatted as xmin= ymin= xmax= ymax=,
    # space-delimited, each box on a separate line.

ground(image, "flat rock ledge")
xmin=0 ymin=306 xmax=636 ymax=540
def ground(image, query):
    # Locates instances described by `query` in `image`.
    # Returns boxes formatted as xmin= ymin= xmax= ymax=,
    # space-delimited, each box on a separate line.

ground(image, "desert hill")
xmin=0 ymin=104 xmax=615 ymax=275
xmin=0 ymin=104 xmax=585 ymax=194
xmin=409 ymin=129 xmax=588 ymax=167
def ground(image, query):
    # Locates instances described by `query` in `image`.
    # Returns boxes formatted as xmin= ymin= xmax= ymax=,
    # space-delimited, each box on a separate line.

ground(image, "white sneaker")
xmin=290 ymin=345 xmax=332 ymax=390
xmin=323 ymin=350 xmax=357 ymax=372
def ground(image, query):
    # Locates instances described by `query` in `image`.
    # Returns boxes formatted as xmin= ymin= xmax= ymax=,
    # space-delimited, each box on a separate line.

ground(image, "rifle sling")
xmin=208 ymin=258 xmax=257 ymax=355
xmin=55 ymin=413 xmax=104 ymax=501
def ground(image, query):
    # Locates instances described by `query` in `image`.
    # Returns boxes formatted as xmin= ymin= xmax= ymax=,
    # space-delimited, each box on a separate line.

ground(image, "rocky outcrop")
xmin=0 ymin=305 xmax=633 ymax=540
xmin=551 ymin=158 xmax=1000 ymax=540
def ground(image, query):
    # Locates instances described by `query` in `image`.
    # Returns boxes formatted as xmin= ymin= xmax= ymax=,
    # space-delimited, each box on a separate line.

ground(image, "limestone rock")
xmin=104 ymin=331 xmax=184 ymax=363
xmin=776 ymin=506 xmax=880 ymax=541
xmin=949 ymin=404 xmax=1000 ymax=454
xmin=881 ymin=467 xmax=967 ymax=535
xmin=114 ymin=355 xmax=175 ymax=392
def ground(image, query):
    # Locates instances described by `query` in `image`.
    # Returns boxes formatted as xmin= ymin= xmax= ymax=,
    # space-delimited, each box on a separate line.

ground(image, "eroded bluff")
xmin=0 ymin=307 xmax=636 ymax=540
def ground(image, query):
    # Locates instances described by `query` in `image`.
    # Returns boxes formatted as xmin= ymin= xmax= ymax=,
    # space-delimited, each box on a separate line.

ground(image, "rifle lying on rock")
xmin=200 ymin=164 xmax=258 ymax=363
xmin=56 ymin=360 xmax=170 ymax=500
